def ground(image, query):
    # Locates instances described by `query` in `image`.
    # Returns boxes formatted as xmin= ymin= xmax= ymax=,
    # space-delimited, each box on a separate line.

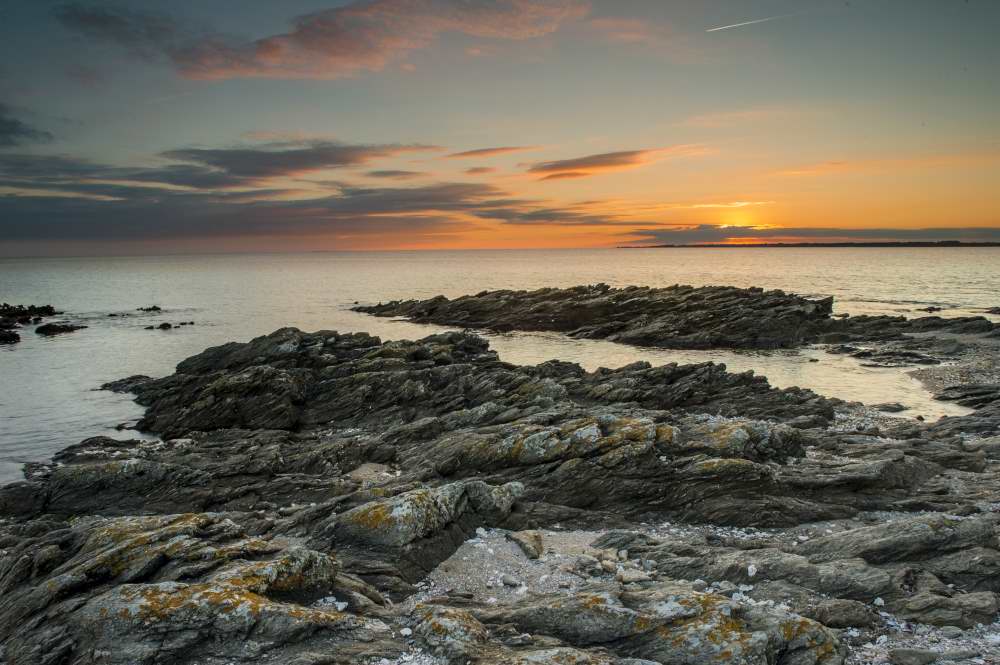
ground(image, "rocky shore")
xmin=0 ymin=303 xmax=92 ymax=342
xmin=0 ymin=303 xmax=60 ymax=344
xmin=1 ymin=286 xmax=999 ymax=664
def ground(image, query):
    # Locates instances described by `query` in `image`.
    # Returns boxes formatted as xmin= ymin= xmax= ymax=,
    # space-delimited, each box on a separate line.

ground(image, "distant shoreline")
xmin=621 ymin=241 xmax=1000 ymax=248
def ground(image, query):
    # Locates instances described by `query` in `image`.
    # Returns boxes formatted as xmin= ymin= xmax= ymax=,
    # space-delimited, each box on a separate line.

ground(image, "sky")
xmin=0 ymin=0 xmax=998 ymax=256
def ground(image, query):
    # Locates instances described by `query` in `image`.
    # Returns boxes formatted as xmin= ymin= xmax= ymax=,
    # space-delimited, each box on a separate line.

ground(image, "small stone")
xmin=501 ymin=575 xmax=521 ymax=587
xmin=399 ymin=628 xmax=412 ymax=637
xmin=747 ymin=564 xmax=758 ymax=578
xmin=888 ymin=648 xmax=940 ymax=665
xmin=507 ymin=530 xmax=544 ymax=559
xmin=616 ymin=569 xmax=651 ymax=584
xmin=939 ymin=626 xmax=963 ymax=639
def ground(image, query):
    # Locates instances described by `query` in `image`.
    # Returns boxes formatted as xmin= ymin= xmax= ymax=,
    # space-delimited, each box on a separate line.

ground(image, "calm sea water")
xmin=2 ymin=248 xmax=998 ymax=483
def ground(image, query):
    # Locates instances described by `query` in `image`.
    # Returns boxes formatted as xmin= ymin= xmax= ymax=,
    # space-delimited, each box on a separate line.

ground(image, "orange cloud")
xmin=59 ymin=0 xmax=591 ymax=80
xmin=682 ymin=200 xmax=774 ymax=209
xmin=528 ymin=145 xmax=711 ymax=180
xmin=448 ymin=146 xmax=537 ymax=159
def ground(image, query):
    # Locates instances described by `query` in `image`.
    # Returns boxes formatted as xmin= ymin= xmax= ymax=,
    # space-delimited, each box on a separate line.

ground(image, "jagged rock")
xmin=0 ymin=513 xmax=401 ymax=665
xmin=3 ymin=329 xmax=991 ymax=531
xmin=0 ymin=330 xmax=18 ymax=344
xmin=935 ymin=384 xmax=1000 ymax=409
xmin=594 ymin=514 xmax=1000 ymax=628
xmin=895 ymin=591 xmax=998 ymax=629
xmin=99 ymin=375 xmax=153 ymax=393
xmin=806 ymin=599 xmax=878 ymax=628
xmin=2 ymin=321 xmax=998 ymax=663
xmin=310 ymin=480 xmax=523 ymax=585
xmin=469 ymin=584 xmax=845 ymax=664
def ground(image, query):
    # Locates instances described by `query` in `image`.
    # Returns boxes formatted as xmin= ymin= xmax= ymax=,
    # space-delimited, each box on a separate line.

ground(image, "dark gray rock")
xmin=35 ymin=322 xmax=86 ymax=335
xmin=99 ymin=375 xmax=153 ymax=393
xmin=356 ymin=283 xmax=836 ymax=349
xmin=354 ymin=284 xmax=997 ymax=352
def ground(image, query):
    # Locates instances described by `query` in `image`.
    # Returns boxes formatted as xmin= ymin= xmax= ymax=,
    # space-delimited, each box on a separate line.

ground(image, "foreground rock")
xmin=1 ymin=325 xmax=998 ymax=664
xmin=353 ymin=284 xmax=997 ymax=352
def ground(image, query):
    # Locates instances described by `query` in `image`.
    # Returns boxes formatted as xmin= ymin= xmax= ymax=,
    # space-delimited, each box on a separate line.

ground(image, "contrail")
xmin=706 ymin=12 xmax=800 ymax=32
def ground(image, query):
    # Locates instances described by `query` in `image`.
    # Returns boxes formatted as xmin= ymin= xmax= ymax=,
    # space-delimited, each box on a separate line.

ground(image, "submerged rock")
xmin=35 ymin=322 xmax=87 ymax=336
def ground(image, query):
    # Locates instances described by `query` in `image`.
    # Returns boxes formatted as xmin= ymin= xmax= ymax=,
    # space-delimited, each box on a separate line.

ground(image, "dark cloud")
xmin=162 ymin=141 xmax=440 ymax=180
xmin=629 ymin=225 xmax=1000 ymax=245
xmin=0 ymin=140 xmax=440 ymax=191
xmin=0 ymin=188 xmax=474 ymax=244
xmin=366 ymin=170 xmax=428 ymax=179
xmin=464 ymin=166 xmax=496 ymax=175
xmin=54 ymin=3 xmax=181 ymax=60
xmin=0 ymin=148 xmax=642 ymax=246
xmin=0 ymin=152 xmax=246 ymax=190
xmin=56 ymin=1 xmax=589 ymax=80
xmin=0 ymin=104 xmax=54 ymax=147
xmin=448 ymin=146 xmax=535 ymax=159
xmin=312 ymin=182 xmax=509 ymax=216
xmin=0 ymin=165 xmax=520 ymax=244
xmin=64 ymin=64 xmax=107 ymax=87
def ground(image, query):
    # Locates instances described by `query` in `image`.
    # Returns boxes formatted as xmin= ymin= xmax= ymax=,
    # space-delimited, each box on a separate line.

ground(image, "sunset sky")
xmin=1 ymin=0 xmax=998 ymax=255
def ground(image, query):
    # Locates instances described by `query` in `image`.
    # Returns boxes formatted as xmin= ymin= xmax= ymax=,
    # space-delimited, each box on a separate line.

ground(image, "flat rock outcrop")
xmin=356 ymin=284 xmax=835 ymax=349
xmin=353 ymin=284 xmax=998 ymax=351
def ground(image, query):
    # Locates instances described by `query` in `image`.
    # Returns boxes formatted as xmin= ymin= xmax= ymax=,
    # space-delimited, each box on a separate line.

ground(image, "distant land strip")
xmin=621 ymin=241 xmax=1000 ymax=248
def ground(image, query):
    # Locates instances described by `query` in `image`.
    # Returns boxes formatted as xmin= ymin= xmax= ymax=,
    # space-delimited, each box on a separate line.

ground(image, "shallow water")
xmin=2 ymin=248 xmax=998 ymax=483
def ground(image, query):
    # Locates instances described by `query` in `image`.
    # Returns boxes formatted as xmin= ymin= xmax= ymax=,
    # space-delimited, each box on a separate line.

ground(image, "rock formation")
xmin=1 ymin=300 xmax=998 ymax=663
xmin=354 ymin=284 xmax=997 ymax=352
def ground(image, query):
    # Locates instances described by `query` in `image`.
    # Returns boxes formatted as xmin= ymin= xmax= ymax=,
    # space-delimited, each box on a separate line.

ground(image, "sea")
xmin=2 ymin=247 xmax=999 ymax=484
